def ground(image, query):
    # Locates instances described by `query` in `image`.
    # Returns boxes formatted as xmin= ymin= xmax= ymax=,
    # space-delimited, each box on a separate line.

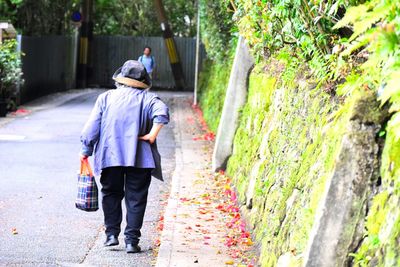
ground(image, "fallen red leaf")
xmin=157 ymin=222 xmax=164 ymax=231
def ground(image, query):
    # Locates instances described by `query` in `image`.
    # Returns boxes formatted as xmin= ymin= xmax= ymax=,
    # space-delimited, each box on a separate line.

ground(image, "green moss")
xmin=366 ymin=192 xmax=390 ymax=236
xmin=227 ymin=68 xmax=276 ymax=199
xmin=350 ymin=114 xmax=400 ymax=266
xmin=225 ymin=53 xmax=365 ymax=266
xmin=198 ymin=54 xmax=234 ymax=133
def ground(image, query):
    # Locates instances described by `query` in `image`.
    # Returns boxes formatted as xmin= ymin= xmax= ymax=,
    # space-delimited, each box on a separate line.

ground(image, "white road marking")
xmin=0 ymin=134 xmax=26 ymax=141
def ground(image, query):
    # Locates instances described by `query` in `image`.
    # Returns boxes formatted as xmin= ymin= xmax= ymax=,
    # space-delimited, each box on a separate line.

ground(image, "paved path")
xmin=0 ymin=90 xmax=180 ymax=266
xmin=156 ymin=98 xmax=234 ymax=267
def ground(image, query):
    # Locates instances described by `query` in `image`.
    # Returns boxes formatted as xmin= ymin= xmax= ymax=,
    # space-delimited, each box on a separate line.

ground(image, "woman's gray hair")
xmin=115 ymin=82 xmax=148 ymax=90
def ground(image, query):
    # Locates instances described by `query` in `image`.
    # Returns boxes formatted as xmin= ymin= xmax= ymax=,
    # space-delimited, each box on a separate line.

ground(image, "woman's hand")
xmin=80 ymin=154 xmax=89 ymax=161
xmin=138 ymin=133 xmax=157 ymax=144
xmin=139 ymin=123 xmax=164 ymax=144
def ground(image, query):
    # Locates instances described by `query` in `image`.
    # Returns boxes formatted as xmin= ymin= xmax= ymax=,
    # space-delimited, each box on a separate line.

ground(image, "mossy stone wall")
xmin=226 ymin=57 xmax=353 ymax=265
xmin=350 ymin=115 xmax=400 ymax=266
xmin=199 ymin=48 xmax=399 ymax=267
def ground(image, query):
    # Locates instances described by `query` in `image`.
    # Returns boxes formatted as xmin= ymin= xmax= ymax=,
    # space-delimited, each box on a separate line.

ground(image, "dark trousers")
xmin=100 ymin=167 xmax=152 ymax=244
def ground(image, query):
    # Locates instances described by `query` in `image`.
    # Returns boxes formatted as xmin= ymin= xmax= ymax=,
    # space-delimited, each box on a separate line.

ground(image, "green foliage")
xmin=93 ymin=0 xmax=158 ymax=36
xmin=198 ymin=55 xmax=234 ymax=132
xmin=216 ymin=0 xmax=367 ymax=85
xmin=197 ymin=0 xmax=236 ymax=131
xmin=0 ymin=39 xmax=23 ymax=105
xmin=0 ymin=0 xmax=80 ymax=35
xmin=0 ymin=0 xmax=196 ymax=37
xmin=163 ymin=0 xmax=197 ymax=37
xmin=0 ymin=0 xmax=20 ymax=21
xmin=94 ymin=0 xmax=196 ymax=37
xmin=200 ymin=0 xmax=236 ymax=62
xmin=231 ymin=1 xmax=359 ymax=62
xmin=334 ymin=0 xmax=400 ymax=129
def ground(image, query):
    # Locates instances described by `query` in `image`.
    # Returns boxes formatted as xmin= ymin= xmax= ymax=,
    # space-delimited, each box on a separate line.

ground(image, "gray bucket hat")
xmin=112 ymin=60 xmax=151 ymax=89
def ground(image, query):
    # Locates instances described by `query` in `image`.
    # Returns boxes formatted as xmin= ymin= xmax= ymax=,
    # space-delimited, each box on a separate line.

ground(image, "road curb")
xmin=155 ymin=96 xmax=185 ymax=267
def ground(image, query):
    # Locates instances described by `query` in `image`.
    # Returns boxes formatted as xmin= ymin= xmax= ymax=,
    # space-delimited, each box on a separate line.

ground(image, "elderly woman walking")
xmin=79 ymin=60 xmax=169 ymax=253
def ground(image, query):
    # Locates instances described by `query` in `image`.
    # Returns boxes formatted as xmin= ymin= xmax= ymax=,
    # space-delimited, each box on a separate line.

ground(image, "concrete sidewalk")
xmin=156 ymin=97 xmax=235 ymax=267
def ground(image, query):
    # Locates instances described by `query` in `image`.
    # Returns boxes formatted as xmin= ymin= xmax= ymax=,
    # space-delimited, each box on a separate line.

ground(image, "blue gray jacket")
xmin=80 ymin=85 xmax=169 ymax=180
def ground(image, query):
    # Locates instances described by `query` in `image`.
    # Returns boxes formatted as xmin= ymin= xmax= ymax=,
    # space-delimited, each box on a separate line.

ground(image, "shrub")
xmin=0 ymin=39 xmax=23 ymax=108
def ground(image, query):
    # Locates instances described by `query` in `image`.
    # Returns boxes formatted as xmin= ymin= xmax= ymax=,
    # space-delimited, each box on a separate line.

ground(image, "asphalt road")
xmin=0 ymin=90 xmax=176 ymax=266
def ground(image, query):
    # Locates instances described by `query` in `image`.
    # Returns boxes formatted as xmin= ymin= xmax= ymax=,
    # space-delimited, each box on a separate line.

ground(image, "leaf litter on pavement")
xmin=153 ymin=101 xmax=258 ymax=266
xmin=179 ymin=103 xmax=258 ymax=266
xmin=189 ymin=104 xmax=216 ymax=141
xmin=177 ymin=170 xmax=258 ymax=266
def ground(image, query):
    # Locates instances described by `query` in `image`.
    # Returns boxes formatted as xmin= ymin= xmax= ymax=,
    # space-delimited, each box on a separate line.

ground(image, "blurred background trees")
xmin=93 ymin=0 xmax=196 ymax=36
xmin=0 ymin=0 xmax=196 ymax=36
xmin=0 ymin=0 xmax=79 ymax=35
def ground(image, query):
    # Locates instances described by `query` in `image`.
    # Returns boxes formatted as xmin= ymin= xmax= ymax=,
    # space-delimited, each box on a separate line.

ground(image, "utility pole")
xmin=77 ymin=0 xmax=93 ymax=88
xmin=193 ymin=0 xmax=201 ymax=105
xmin=153 ymin=0 xmax=186 ymax=90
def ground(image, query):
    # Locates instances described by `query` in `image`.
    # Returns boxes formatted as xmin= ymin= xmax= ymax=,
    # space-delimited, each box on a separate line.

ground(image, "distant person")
xmin=138 ymin=46 xmax=155 ymax=79
xmin=80 ymin=60 xmax=169 ymax=254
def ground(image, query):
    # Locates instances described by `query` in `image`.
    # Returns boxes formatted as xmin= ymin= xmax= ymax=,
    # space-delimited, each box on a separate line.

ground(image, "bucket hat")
xmin=112 ymin=60 xmax=151 ymax=89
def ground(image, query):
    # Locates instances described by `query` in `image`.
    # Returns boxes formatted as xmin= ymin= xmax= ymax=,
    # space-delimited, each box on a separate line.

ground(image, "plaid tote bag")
xmin=75 ymin=159 xmax=99 ymax=212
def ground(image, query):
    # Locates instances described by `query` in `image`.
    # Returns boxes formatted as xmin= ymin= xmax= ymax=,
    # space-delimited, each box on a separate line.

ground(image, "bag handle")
xmin=80 ymin=158 xmax=94 ymax=176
